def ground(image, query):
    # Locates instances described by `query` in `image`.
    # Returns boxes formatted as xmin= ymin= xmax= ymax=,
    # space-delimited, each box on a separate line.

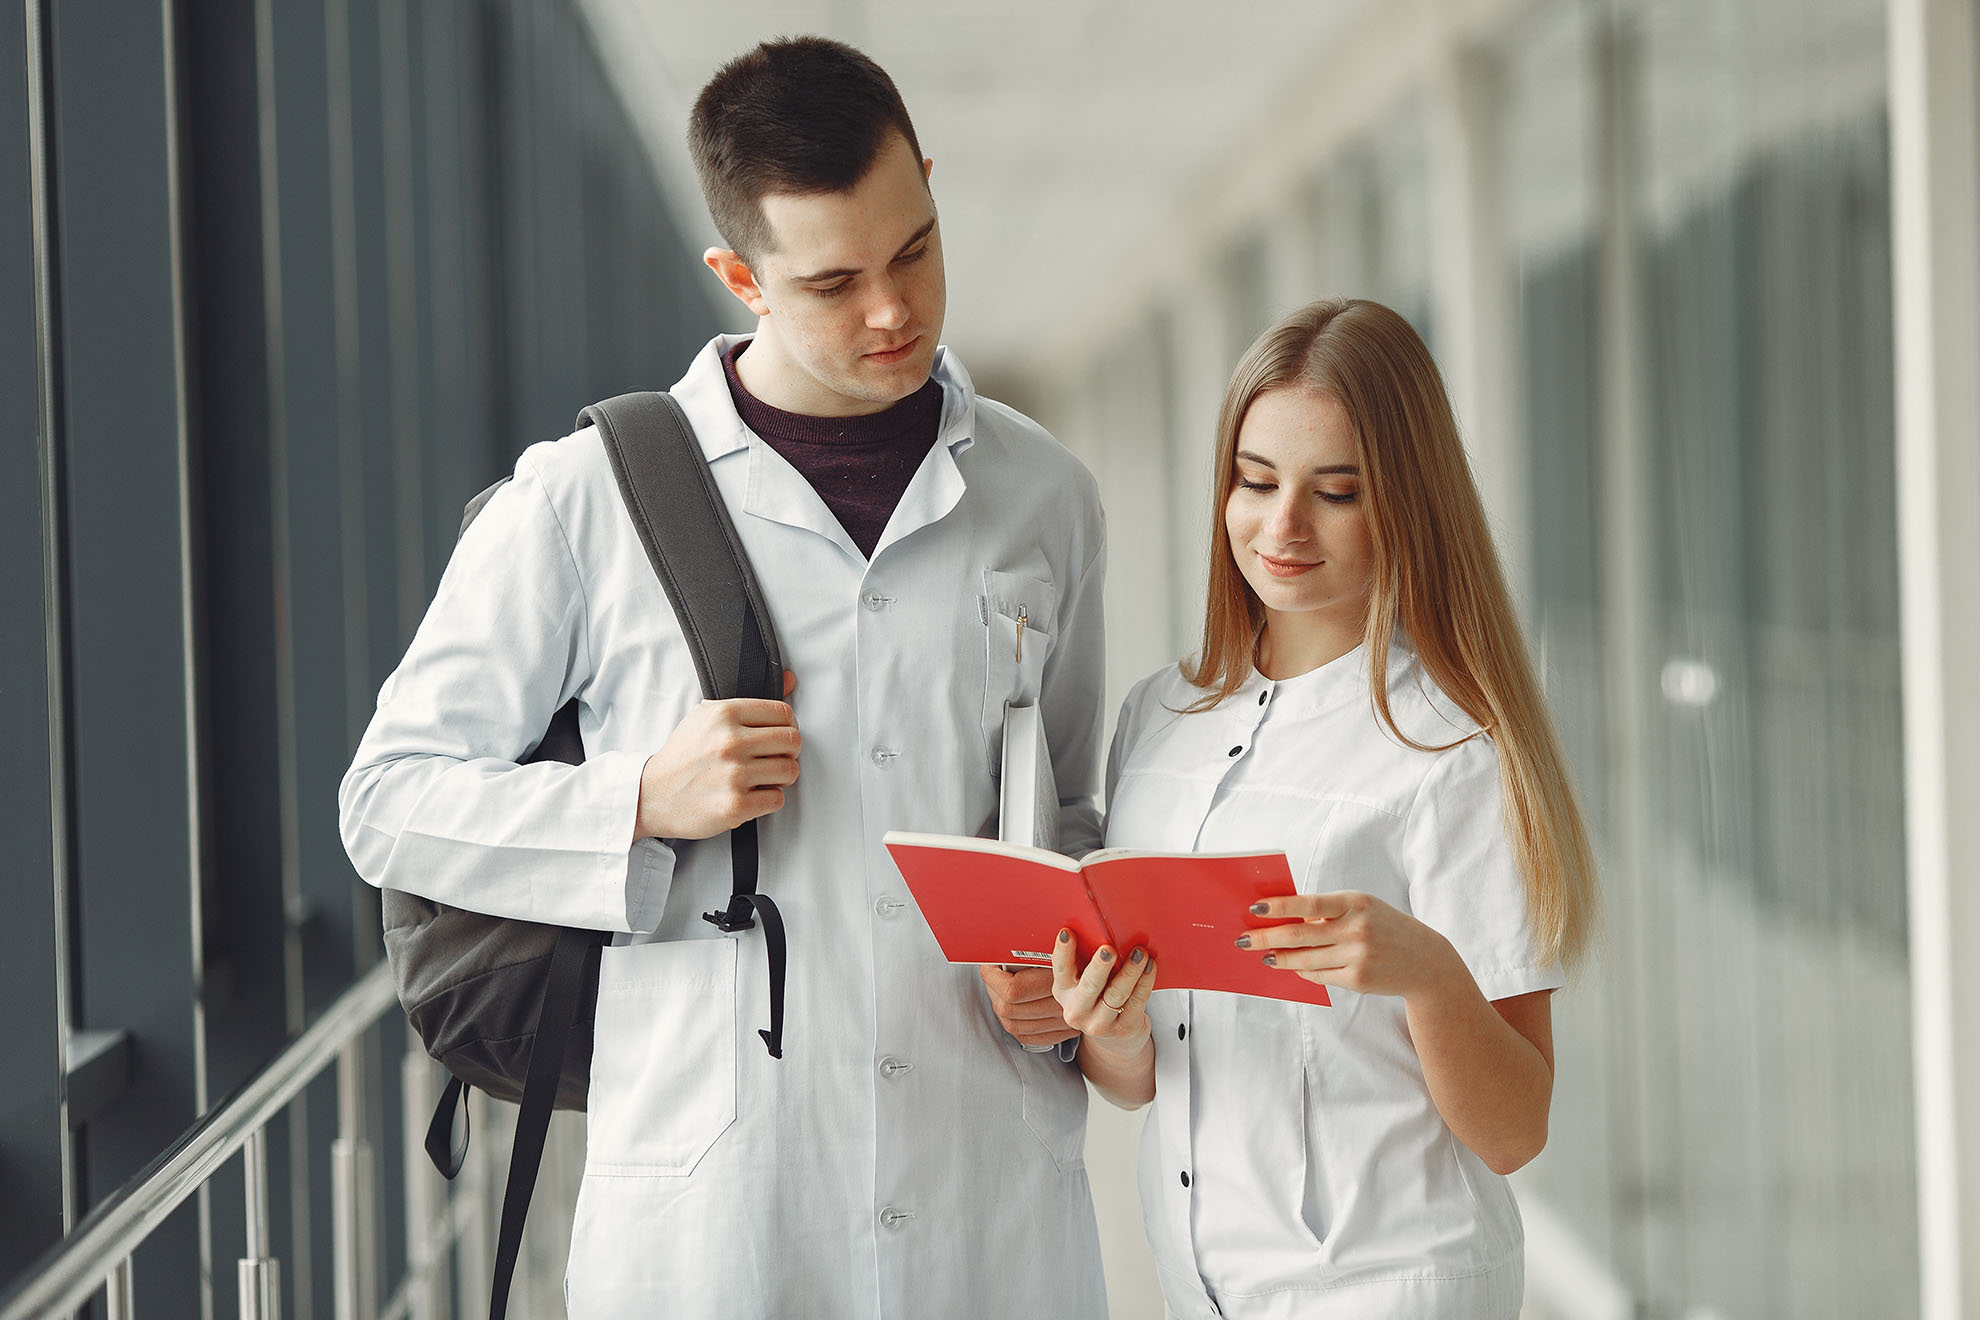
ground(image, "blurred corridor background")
xmin=4 ymin=0 xmax=1977 ymax=1317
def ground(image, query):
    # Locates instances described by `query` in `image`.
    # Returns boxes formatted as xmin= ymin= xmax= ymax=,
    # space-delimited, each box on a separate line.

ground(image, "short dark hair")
xmin=688 ymin=36 xmax=924 ymax=263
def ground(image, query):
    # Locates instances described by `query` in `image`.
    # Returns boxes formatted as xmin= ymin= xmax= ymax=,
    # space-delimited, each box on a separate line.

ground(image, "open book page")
xmin=1084 ymin=852 xmax=1330 ymax=1006
xmin=998 ymin=700 xmax=1059 ymax=852
xmin=882 ymin=833 xmax=1108 ymax=966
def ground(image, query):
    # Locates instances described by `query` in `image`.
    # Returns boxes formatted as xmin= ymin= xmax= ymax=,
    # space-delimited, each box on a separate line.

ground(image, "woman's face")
xmin=1223 ymin=387 xmax=1375 ymax=646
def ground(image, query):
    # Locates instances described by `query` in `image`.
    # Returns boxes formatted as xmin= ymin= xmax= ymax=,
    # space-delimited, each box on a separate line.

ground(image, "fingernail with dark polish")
xmin=1262 ymin=953 xmax=1277 ymax=967
xmin=1058 ymin=928 xmax=1071 ymax=943
xmin=1099 ymin=948 xmax=1114 ymax=963
xmin=1232 ymin=935 xmax=1252 ymax=950
xmin=1130 ymin=948 xmax=1145 ymax=965
xmin=1249 ymin=902 xmax=1270 ymax=916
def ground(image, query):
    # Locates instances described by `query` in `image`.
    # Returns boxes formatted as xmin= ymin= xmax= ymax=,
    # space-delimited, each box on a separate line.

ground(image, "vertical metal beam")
xmin=239 ymin=1127 xmax=284 ymax=1320
xmin=1429 ymin=36 xmax=1527 ymax=610
xmin=103 ymin=1258 xmax=134 ymax=1320
xmin=1591 ymin=8 xmax=1665 ymax=1305
xmin=1889 ymin=1 xmax=1980 ymax=1317
xmin=22 ymin=0 xmax=78 ymax=1242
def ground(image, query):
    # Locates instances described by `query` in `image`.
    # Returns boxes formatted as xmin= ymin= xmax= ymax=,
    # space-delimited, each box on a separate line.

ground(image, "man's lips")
xmin=1258 ymin=552 xmax=1320 ymax=578
xmin=864 ymin=336 xmax=920 ymax=364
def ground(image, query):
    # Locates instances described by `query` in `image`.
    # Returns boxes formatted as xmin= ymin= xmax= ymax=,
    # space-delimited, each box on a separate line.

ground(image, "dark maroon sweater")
xmin=722 ymin=341 xmax=943 ymax=559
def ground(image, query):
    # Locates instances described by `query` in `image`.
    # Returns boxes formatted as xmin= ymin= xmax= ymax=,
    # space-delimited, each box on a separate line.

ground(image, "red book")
xmin=881 ymin=832 xmax=1331 ymax=1007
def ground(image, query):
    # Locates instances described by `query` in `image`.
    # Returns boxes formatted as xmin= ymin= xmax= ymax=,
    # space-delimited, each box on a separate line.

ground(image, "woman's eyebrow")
xmin=1235 ymin=450 xmax=1358 ymax=476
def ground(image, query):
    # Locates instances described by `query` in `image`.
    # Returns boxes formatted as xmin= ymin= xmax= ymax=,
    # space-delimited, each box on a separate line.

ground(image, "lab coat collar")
xmin=1242 ymin=634 xmax=1422 ymax=721
xmin=667 ymin=334 xmax=979 ymax=563
xmin=668 ymin=335 xmax=978 ymax=461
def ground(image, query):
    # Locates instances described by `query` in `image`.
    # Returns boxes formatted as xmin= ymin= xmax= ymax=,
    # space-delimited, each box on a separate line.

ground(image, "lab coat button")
xmin=879 ymin=1207 xmax=915 ymax=1230
xmin=875 ymin=895 xmax=906 ymax=917
xmin=870 ymin=746 xmax=898 ymax=767
xmin=879 ymin=1055 xmax=914 ymax=1078
xmin=862 ymin=592 xmax=893 ymax=611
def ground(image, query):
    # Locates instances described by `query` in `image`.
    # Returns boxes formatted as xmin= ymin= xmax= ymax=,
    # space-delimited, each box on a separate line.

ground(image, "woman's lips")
xmin=864 ymin=337 xmax=920 ymax=364
xmin=1258 ymin=552 xmax=1319 ymax=578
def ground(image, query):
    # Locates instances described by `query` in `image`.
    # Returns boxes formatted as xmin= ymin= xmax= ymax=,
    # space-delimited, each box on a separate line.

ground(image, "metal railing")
xmin=0 ymin=962 xmax=467 ymax=1320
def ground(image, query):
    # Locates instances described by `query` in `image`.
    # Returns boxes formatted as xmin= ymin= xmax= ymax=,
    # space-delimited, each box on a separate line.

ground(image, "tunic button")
xmin=1227 ymin=745 xmax=1243 ymax=758
xmin=1258 ymin=688 xmax=1269 ymax=705
xmin=880 ymin=1207 xmax=915 ymax=1230
xmin=1180 ymin=1171 xmax=1191 ymax=1188
xmin=1178 ymin=1023 xmax=1187 ymax=1041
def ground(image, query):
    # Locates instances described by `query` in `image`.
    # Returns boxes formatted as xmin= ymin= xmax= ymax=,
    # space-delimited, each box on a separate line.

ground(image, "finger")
xmin=1125 ymin=958 xmax=1157 ymax=1012
xmin=1076 ymin=946 xmax=1117 ymax=1007
xmin=1011 ymin=1024 xmax=1080 ymax=1048
xmin=1238 ymin=920 xmax=1343 ymax=953
xmin=1000 ymin=968 xmax=1060 ymax=1005
xmin=736 ymin=787 xmax=786 ymax=821
xmin=1258 ymin=947 xmax=1351 ymax=975
xmin=742 ymin=754 xmax=801 ymax=789
xmin=1000 ymin=997 xmax=1074 ymax=1023
xmin=734 ymin=724 xmax=802 ymax=758
xmin=1051 ymin=929 xmax=1078 ymax=995
xmin=723 ymin=698 xmax=798 ymax=728
xmin=782 ymin=669 xmax=797 ymax=698
xmin=1249 ymin=891 xmax=1354 ymax=923
xmin=1100 ymin=948 xmax=1152 ymax=1010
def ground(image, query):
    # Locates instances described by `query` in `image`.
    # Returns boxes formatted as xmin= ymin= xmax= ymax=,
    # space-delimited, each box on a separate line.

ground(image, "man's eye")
xmin=898 ymin=245 xmax=927 ymax=264
xmin=813 ymin=281 xmax=851 ymax=297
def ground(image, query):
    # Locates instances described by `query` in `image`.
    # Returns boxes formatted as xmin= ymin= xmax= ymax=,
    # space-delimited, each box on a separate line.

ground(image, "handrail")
xmin=0 ymin=962 xmax=400 ymax=1320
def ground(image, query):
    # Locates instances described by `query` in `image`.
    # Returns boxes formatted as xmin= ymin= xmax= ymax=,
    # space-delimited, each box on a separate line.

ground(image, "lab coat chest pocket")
xmin=585 ymin=938 xmax=737 ymax=1177
xmin=979 ymin=569 xmax=1057 ymax=770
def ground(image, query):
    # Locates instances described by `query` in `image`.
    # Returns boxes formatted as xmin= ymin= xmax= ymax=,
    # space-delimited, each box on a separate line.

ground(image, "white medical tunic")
xmin=340 ymin=336 xmax=1108 ymax=1318
xmin=1103 ymin=644 xmax=1563 ymax=1320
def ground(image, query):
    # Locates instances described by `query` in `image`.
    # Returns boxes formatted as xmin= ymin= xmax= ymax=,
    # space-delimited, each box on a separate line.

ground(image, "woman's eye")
xmin=1237 ymin=478 xmax=1276 ymax=492
xmin=1320 ymin=489 xmax=1360 ymax=505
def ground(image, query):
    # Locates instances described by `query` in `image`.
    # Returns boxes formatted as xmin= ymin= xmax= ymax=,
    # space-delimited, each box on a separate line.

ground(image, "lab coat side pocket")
xmin=979 ymin=569 xmax=1058 ymax=773
xmin=585 ymin=938 xmax=737 ymax=1177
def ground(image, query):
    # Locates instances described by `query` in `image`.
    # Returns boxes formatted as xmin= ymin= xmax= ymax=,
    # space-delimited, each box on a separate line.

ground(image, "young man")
xmin=339 ymin=36 xmax=1108 ymax=1317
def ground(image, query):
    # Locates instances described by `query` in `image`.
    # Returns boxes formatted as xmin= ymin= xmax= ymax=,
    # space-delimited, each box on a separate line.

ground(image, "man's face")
xmin=714 ymin=133 xmax=947 ymax=418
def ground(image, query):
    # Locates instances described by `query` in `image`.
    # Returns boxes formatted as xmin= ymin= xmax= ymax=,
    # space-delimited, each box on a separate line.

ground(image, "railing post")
xmin=103 ymin=1257 xmax=134 ymax=1320
xmin=331 ymin=1040 xmax=376 ymax=1320
xmin=400 ymin=1047 xmax=449 ymax=1320
xmin=238 ymin=1126 xmax=283 ymax=1320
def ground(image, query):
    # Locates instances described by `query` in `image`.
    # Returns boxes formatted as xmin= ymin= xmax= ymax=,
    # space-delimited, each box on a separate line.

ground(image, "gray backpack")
xmin=382 ymin=392 xmax=786 ymax=1320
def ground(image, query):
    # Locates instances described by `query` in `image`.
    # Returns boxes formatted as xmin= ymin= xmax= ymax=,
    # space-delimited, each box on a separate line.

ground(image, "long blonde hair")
xmin=1182 ymin=298 xmax=1596 ymax=972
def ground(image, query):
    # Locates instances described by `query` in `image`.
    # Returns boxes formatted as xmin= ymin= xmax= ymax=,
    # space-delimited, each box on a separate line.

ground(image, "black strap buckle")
xmin=702 ymin=895 xmax=757 ymax=932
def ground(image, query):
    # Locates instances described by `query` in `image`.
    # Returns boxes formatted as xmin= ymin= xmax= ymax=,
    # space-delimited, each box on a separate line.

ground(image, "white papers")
xmin=998 ymin=700 xmax=1059 ymax=853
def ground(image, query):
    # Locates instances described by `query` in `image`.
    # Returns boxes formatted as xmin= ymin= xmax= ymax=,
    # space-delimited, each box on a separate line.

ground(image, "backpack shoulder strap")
xmin=580 ymin=392 xmax=783 ymax=700
xmin=580 ymin=391 xmax=788 ymax=1054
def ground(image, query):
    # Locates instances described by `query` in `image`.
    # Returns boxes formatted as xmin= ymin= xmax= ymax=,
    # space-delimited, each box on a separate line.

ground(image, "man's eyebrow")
xmin=1235 ymin=449 xmax=1358 ymax=476
xmin=791 ymin=218 xmax=937 ymax=284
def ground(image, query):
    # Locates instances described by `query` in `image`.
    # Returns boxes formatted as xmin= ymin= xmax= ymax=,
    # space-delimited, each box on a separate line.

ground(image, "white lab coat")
xmin=1102 ymin=644 xmax=1563 ymax=1320
xmin=339 ymin=336 xmax=1109 ymax=1318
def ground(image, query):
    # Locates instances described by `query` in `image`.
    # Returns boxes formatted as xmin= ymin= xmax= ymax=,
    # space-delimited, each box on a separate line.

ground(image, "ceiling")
xmin=574 ymin=0 xmax=1377 ymax=384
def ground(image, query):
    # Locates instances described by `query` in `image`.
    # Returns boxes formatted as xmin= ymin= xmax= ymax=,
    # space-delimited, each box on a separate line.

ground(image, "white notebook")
xmin=998 ymin=700 xmax=1059 ymax=852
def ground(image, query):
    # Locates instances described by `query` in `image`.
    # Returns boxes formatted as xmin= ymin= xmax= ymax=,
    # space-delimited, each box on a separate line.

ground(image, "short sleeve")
xmin=1401 ymin=735 xmax=1564 ymax=1001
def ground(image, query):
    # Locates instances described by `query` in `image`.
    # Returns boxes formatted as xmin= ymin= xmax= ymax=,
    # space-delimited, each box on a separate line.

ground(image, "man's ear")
xmin=923 ymin=156 xmax=934 ymax=185
xmin=704 ymin=247 xmax=770 ymax=317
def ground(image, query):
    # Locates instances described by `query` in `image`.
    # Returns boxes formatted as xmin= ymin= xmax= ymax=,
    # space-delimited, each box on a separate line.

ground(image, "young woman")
xmin=1057 ymin=298 xmax=1597 ymax=1319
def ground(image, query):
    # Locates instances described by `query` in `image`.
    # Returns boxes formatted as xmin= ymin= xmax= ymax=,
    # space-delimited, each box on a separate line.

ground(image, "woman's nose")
xmin=1266 ymin=495 xmax=1311 ymax=543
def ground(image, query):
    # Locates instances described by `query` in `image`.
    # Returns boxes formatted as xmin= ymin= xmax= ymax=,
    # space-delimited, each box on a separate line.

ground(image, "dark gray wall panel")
xmin=0 ymin=0 xmax=67 ymax=1285
xmin=48 ymin=0 xmax=203 ymax=1308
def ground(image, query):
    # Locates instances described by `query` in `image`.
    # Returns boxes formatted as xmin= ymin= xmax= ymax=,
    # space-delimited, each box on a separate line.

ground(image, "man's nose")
xmin=866 ymin=278 xmax=910 ymax=331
